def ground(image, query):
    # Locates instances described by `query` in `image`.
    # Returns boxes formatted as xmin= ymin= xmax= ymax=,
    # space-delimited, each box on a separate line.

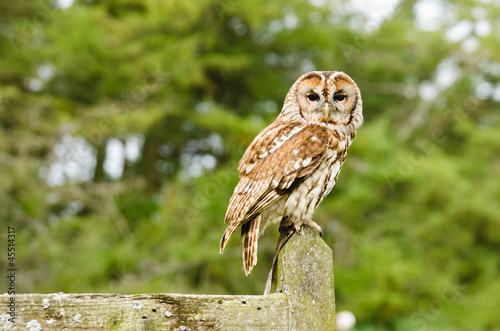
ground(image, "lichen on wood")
xmin=1 ymin=293 xmax=288 ymax=330
xmin=1 ymin=226 xmax=336 ymax=330
xmin=275 ymin=225 xmax=336 ymax=330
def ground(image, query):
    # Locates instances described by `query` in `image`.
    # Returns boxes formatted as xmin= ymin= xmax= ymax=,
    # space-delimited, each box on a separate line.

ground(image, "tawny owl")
xmin=220 ymin=71 xmax=363 ymax=283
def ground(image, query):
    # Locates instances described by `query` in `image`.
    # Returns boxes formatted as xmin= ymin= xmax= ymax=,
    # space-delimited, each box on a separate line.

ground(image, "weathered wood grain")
xmin=275 ymin=226 xmax=336 ymax=330
xmin=1 ymin=226 xmax=335 ymax=330
xmin=1 ymin=292 xmax=288 ymax=330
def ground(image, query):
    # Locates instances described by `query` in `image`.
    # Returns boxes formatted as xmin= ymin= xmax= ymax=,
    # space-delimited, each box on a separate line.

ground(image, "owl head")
xmin=280 ymin=71 xmax=363 ymax=133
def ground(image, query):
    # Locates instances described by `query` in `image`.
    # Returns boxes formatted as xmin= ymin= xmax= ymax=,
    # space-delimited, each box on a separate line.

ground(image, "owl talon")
xmin=295 ymin=219 xmax=322 ymax=237
xmin=293 ymin=223 xmax=303 ymax=234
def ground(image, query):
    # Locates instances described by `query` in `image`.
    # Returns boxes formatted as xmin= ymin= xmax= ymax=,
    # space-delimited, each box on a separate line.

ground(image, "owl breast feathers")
xmin=220 ymin=71 xmax=363 ymax=275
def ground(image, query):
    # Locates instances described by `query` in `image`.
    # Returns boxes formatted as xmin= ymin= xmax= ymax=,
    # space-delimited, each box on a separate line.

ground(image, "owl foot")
xmin=293 ymin=218 xmax=323 ymax=237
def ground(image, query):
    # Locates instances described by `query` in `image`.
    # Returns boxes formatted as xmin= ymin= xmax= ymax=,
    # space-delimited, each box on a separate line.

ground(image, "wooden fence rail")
xmin=1 ymin=226 xmax=336 ymax=330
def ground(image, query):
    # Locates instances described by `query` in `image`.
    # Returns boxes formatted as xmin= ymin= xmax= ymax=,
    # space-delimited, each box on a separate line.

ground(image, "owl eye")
xmin=307 ymin=93 xmax=320 ymax=102
xmin=334 ymin=93 xmax=347 ymax=102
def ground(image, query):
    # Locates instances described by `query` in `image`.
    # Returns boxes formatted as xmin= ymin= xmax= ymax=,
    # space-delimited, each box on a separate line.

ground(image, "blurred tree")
xmin=1 ymin=0 xmax=499 ymax=330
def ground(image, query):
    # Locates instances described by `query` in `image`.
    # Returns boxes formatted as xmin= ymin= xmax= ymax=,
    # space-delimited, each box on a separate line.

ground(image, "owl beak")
xmin=323 ymin=103 xmax=332 ymax=117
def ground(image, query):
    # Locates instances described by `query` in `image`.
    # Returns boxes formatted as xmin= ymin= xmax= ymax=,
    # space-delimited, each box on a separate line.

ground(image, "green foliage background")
xmin=1 ymin=0 xmax=499 ymax=329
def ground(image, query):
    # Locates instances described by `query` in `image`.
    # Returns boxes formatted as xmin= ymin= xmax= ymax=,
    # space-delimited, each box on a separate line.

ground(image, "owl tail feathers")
xmin=219 ymin=216 xmax=261 ymax=275
xmin=241 ymin=216 xmax=261 ymax=276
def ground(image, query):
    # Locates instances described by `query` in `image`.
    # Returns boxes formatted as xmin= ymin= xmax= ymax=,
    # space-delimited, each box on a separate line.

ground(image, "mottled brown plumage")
xmin=220 ymin=71 xmax=363 ymax=280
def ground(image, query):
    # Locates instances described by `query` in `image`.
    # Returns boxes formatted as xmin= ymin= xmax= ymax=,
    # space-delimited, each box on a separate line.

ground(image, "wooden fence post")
xmin=1 ymin=226 xmax=335 ymax=330
xmin=275 ymin=225 xmax=336 ymax=330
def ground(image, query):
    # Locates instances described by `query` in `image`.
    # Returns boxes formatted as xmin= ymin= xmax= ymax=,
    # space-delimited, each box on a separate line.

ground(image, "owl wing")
xmin=221 ymin=121 xmax=336 ymax=247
